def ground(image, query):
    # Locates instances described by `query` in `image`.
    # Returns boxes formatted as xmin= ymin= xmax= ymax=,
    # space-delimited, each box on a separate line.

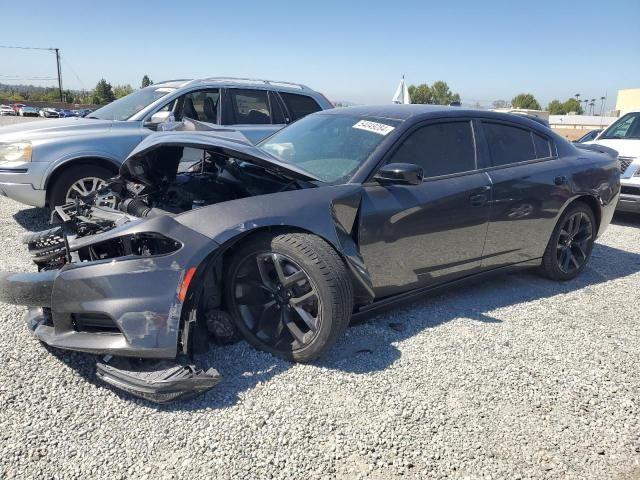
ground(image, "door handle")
xmin=469 ymin=193 xmax=488 ymax=206
xmin=554 ymin=175 xmax=568 ymax=186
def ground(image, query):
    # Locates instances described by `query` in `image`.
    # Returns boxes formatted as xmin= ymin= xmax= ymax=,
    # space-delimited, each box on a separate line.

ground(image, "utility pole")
xmin=54 ymin=48 xmax=63 ymax=102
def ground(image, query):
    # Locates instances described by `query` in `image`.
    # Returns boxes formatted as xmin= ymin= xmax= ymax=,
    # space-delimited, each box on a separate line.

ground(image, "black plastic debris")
xmin=96 ymin=357 xmax=221 ymax=404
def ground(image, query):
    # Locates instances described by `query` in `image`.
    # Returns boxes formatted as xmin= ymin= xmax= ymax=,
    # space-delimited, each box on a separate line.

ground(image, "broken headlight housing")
xmin=77 ymin=232 xmax=182 ymax=262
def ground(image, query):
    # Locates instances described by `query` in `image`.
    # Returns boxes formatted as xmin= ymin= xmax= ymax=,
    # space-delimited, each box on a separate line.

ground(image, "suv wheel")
xmin=49 ymin=165 xmax=115 ymax=208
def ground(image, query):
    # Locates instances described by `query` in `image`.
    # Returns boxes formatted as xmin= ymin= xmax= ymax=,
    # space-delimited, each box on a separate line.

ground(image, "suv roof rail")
xmin=155 ymin=79 xmax=193 ymax=85
xmin=199 ymin=77 xmax=311 ymax=91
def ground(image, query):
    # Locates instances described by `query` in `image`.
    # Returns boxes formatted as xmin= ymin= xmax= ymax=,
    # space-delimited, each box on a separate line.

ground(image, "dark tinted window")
xmin=387 ymin=122 xmax=476 ymax=178
xmin=280 ymin=93 xmax=322 ymax=121
xmin=178 ymin=89 xmax=220 ymax=123
xmin=483 ymin=122 xmax=535 ymax=166
xmin=229 ymin=89 xmax=271 ymax=124
xmin=533 ymin=132 xmax=552 ymax=158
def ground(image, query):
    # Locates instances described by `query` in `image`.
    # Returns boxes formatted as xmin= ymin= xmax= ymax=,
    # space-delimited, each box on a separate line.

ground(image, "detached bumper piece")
xmin=96 ymin=357 xmax=221 ymax=404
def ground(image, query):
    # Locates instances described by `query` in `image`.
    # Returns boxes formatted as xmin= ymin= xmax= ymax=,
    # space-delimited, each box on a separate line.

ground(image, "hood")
xmin=122 ymin=131 xmax=322 ymax=183
xmin=0 ymin=117 xmax=135 ymax=141
xmin=586 ymin=139 xmax=640 ymax=159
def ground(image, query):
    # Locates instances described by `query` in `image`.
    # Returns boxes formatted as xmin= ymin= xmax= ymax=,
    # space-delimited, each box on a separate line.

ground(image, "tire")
xmin=540 ymin=201 xmax=596 ymax=281
xmin=226 ymin=232 xmax=353 ymax=362
xmin=48 ymin=164 xmax=115 ymax=208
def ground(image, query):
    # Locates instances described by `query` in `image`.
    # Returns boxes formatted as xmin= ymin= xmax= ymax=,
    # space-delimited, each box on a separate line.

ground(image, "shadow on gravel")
xmin=13 ymin=207 xmax=50 ymax=232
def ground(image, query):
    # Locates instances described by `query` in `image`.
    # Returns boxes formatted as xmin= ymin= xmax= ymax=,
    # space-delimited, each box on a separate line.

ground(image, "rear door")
xmin=358 ymin=119 xmax=492 ymax=298
xmin=221 ymin=88 xmax=284 ymax=144
xmin=478 ymin=120 xmax=570 ymax=268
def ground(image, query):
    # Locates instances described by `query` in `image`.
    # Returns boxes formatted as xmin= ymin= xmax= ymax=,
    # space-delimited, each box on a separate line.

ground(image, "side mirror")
xmin=374 ymin=163 xmax=423 ymax=186
xmin=145 ymin=111 xmax=174 ymax=128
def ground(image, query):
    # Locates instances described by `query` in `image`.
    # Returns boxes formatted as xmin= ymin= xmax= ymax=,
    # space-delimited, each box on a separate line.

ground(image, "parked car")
xmin=56 ymin=109 xmax=75 ymax=118
xmin=0 ymin=77 xmax=332 ymax=208
xmin=39 ymin=108 xmax=60 ymax=118
xmin=587 ymin=111 xmax=640 ymax=213
xmin=11 ymin=103 xmax=25 ymax=114
xmin=19 ymin=106 xmax=40 ymax=117
xmin=0 ymin=105 xmax=17 ymax=116
xmin=574 ymin=129 xmax=603 ymax=143
xmin=0 ymin=106 xmax=619 ymax=401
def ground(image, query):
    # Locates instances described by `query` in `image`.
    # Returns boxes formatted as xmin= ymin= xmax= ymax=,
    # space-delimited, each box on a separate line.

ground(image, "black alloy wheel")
xmin=541 ymin=201 xmax=596 ymax=280
xmin=226 ymin=232 xmax=353 ymax=362
xmin=556 ymin=211 xmax=593 ymax=274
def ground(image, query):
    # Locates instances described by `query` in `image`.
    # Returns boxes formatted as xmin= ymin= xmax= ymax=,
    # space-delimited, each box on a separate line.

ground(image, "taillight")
xmin=178 ymin=267 xmax=197 ymax=303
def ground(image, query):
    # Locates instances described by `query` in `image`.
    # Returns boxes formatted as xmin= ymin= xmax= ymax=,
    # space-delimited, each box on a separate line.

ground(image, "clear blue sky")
xmin=1 ymin=0 xmax=638 ymax=110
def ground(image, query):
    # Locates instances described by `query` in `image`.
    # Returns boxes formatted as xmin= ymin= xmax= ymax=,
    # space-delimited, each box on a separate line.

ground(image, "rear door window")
xmin=229 ymin=89 xmax=271 ymax=124
xmin=279 ymin=92 xmax=322 ymax=121
xmin=483 ymin=122 xmax=536 ymax=166
xmin=533 ymin=132 xmax=552 ymax=159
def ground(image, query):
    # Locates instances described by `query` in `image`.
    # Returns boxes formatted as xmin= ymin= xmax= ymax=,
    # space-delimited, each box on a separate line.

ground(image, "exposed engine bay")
xmin=30 ymin=141 xmax=313 ymax=271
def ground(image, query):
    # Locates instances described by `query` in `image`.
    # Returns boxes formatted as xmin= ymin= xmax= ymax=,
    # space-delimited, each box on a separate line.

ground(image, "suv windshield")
xmin=600 ymin=112 xmax=640 ymax=139
xmin=259 ymin=113 xmax=399 ymax=183
xmin=89 ymin=87 xmax=176 ymax=121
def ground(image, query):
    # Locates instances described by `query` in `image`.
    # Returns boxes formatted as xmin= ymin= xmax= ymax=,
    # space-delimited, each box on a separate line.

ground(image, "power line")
xmin=0 ymin=45 xmax=64 ymax=101
xmin=0 ymin=45 xmax=56 ymax=51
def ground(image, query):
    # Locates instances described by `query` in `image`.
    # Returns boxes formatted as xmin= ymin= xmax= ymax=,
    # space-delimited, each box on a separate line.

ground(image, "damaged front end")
xmin=0 ymin=130 xmax=320 ymax=402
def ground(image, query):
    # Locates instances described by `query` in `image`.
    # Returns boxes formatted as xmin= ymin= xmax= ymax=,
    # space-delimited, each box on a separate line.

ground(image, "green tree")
xmin=141 ymin=75 xmax=153 ymax=88
xmin=408 ymin=84 xmax=431 ymax=104
xmin=492 ymin=99 xmax=510 ymax=109
xmin=547 ymin=99 xmax=565 ymax=114
xmin=511 ymin=93 xmax=541 ymax=110
xmin=563 ymin=98 xmax=583 ymax=114
xmin=430 ymin=80 xmax=460 ymax=105
xmin=113 ymin=84 xmax=134 ymax=99
xmin=92 ymin=78 xmax=115 ymax=104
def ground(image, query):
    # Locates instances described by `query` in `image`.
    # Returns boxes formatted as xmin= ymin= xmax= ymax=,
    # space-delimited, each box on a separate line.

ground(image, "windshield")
xmin=259 ymin=114 xmax=399 ymax=183
xmin=89 ymin=87 xmax=176 ymax=121
xmin=600 ymin=112 xmax=640 ymax=140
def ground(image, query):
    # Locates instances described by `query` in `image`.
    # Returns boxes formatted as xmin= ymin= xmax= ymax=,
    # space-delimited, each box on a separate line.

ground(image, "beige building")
xmin=615 ymin=88 xmax=640 ymax=116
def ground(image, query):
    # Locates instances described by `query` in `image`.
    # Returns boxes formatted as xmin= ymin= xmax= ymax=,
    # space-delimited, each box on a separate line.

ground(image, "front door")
xmin=358 ymin=120 xmax=492 ymax=298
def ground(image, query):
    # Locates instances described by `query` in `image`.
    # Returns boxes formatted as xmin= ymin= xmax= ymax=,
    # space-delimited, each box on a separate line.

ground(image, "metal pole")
xmin=55 ymin=48 xmax=63 ymax=102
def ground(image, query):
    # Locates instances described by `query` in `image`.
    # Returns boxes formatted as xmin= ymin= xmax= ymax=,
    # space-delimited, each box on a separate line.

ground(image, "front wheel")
xmin=540 ymin=201 xmax=596 ymax=281
xmin=48 ymin=164 xmax=115 ymax=208
xmin=226 ymin=232 xmax=353 ymax=362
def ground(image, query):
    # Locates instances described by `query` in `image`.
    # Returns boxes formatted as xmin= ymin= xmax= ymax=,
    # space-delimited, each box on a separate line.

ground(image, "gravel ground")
xmin=0 ymin=196 xmax=639 ymax=480
xmin=0 ymin=115 xmax=46 ymax=127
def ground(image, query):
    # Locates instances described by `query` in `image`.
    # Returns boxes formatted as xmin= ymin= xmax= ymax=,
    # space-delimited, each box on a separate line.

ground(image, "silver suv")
xmin=0 ymin=77 xmax=332 ymax=207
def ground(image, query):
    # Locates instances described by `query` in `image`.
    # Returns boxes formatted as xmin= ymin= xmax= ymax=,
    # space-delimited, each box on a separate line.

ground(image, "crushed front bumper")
xmin=0 ymin=215 xmax=219 ymax=359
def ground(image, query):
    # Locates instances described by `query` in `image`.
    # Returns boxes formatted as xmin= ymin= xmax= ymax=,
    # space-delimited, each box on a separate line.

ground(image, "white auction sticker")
xmin=352 ymin=120 xmax=395 ymax=136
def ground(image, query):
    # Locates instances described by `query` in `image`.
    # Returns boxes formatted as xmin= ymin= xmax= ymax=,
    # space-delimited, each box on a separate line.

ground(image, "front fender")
xmin=174 ymin=184 xmax=375 ymax=303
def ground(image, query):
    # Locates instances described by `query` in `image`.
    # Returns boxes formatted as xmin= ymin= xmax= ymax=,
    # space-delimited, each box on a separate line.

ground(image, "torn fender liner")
xmin=0 ymin=270 xmax=55 ymax=307
xmin=96 ymin=357 xmax=221 ymax=404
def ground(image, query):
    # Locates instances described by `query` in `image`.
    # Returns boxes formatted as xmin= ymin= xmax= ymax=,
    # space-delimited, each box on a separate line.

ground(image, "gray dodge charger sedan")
xmin=0 ymin=105 xmax=620 ymax=402
xmin=0 ymin=77 xmax=332 ymax=208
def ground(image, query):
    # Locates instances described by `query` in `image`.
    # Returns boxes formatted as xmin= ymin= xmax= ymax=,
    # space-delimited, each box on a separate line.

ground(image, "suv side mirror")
xmin=145 ymin=111 xmax=174 ymax=128
xmin=374 ymin=163 xmax=423 ymax=186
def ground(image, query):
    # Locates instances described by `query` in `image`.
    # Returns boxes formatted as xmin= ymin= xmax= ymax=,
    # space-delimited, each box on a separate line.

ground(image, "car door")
xmin=477 ymin=120 xmax=570 ymax=268
xmin=221 ymin=88 xmax=285 ymax=144
xmin=358 ymin=120 xmax=492 ymax=298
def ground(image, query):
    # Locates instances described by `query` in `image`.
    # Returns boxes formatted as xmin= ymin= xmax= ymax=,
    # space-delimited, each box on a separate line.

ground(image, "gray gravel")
xmin=0 ymin=196 xmax=639 ymax=480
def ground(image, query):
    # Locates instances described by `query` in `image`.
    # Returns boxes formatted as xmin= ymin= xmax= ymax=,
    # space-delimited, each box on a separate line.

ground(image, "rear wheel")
xmin=540 ymin=202 xmax=596 ymax=280
xmin=226 ymin=232 xmax=353 ymax=362
xmin=49 ymin=164 xmax=115 ymax=208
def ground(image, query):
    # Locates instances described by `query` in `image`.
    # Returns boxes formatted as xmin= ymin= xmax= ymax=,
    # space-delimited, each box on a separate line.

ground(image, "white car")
xmin=588 ymin=111 xmax=640 ymax=213
xmin=19 ymin=106 xmax=40 ymax=117
xmin=0 ymin=105 xmax=16 ymax=116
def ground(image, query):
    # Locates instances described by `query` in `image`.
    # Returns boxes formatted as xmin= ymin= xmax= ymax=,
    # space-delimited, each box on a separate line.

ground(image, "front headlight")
xmin=0 ymin=141 xmax=32 ymax=163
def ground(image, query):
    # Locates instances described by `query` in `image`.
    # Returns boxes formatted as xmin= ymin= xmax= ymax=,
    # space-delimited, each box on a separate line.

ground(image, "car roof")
xmin=152 ymin=77 xmax=318 ymax=95
xmin=317 ymin=104 xmax=554 ymax=131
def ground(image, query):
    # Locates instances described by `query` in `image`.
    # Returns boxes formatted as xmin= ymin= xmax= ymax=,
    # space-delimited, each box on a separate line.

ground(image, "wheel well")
xmin=179 ymin=226 xmax=355 ymax=348
xmin=571 ymin=195 xmax=601 ymax=231
xmin=45 ymin=157 xmax=119 ymax=206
